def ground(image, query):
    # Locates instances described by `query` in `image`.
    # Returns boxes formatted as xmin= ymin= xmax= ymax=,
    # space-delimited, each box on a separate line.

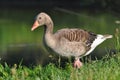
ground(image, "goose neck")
xmin=44 ymin=21 xmax=54 ymax=34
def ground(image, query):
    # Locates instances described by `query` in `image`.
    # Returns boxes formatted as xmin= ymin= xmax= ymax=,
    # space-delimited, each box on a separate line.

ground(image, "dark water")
xmin=0 ymin=44 xmax=51 ymax=66
xmin=0 ymin=43 xmax=116 ymax=67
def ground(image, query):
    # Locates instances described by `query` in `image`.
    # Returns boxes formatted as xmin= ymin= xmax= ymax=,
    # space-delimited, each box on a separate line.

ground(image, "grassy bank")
xmin=0 ymin=54 xmax=120 ymax=80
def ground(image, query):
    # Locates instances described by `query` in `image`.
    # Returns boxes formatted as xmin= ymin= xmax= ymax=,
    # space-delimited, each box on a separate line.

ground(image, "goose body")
xmin=50 ymin=28 xmax=96 ymax=57
xmin=31 ymin=12 xmax=112 ymax=68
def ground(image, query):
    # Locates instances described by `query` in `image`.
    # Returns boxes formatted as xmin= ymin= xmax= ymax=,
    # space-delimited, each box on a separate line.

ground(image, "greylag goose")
xmin=31 ymin=12 xmax=112 ymax=68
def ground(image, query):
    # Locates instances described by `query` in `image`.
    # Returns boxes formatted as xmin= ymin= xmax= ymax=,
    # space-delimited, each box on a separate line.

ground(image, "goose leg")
xmin=74 ymin=58 xmax=82 ymax=68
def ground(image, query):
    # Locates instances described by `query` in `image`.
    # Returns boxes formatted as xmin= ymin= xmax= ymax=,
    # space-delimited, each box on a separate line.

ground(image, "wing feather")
xmin=54 ymin=28 xmax=97 ymax=48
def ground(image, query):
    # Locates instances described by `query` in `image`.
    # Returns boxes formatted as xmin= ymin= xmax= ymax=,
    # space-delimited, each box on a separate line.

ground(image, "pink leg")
xmin=74 ymin=59 xmax=83 ymax=68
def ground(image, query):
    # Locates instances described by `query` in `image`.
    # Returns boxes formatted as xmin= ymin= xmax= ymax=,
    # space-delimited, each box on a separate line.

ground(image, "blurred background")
xmin=0 ymin=0 xmax=120 ymax=66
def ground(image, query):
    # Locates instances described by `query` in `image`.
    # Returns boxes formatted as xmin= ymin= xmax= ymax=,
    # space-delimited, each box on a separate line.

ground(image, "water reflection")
xmin=0 ymin=43 xmax=116 ymax=67
xmin=1 ymin=44 xmax=51 ymax=66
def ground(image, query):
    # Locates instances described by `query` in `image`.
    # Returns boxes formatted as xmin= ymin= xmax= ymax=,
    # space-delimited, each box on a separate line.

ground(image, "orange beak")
xmin=31 ymin=21 xmax=39 ymax=31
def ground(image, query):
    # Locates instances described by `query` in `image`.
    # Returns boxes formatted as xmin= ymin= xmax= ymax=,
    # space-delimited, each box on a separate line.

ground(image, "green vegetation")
xmin=0 ymin=9 xmax=120 ymax=80
xmin=0 ymin=55 xmax=120 ymax=80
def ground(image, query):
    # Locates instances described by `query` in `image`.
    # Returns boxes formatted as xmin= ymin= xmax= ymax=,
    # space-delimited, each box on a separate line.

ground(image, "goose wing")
xmin=54 ymin=28 xmax=97 ymax=47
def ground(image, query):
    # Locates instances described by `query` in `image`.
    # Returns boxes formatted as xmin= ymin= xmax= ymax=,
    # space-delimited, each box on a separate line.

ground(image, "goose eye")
xmin=39 ymin=17 xmax=41 ymax=19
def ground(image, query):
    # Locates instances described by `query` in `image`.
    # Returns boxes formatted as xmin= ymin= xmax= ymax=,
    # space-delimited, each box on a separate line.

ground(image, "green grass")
xmin=0 ymin=54 xmax=120 ymax=80
xmin=0 ymin=9 xmax=120 ymax=80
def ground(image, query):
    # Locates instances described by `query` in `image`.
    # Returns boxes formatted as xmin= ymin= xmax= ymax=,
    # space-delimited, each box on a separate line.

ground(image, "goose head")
xmin=31 ymin=12 xmax=52 ymax=31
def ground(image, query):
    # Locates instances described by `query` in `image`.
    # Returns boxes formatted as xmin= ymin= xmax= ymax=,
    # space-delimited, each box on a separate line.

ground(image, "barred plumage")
xmin=55 ymin=29 xmax=97 ymax=51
